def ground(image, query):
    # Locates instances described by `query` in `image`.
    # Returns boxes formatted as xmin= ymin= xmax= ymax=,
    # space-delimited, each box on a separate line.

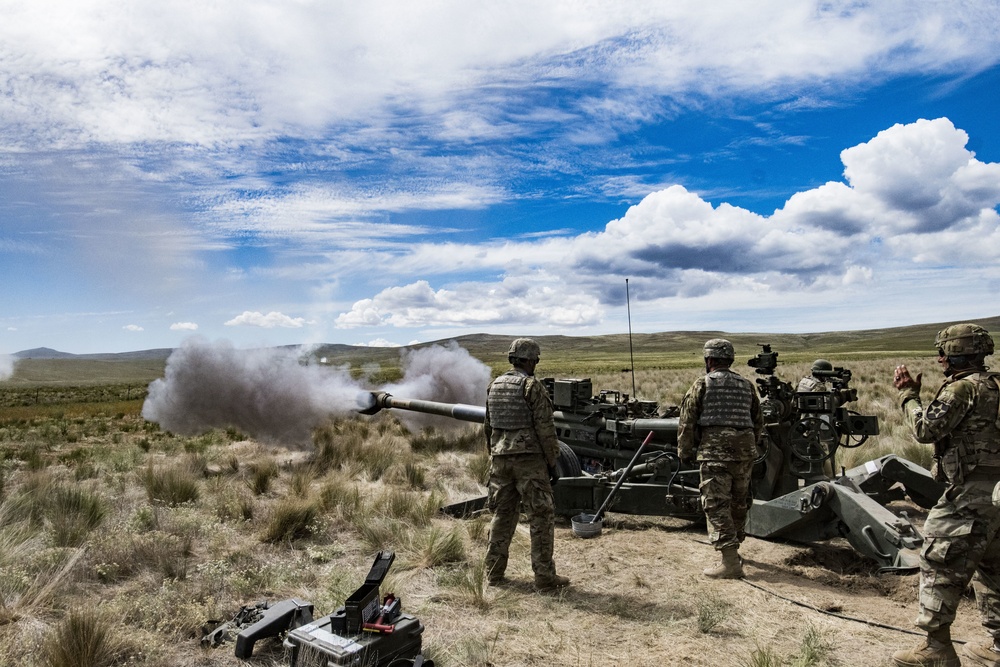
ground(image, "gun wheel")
xmin=789 ymin=417 xmax=836 ymax=463
xmin=555 ymin=440 xmax=582 ymax=478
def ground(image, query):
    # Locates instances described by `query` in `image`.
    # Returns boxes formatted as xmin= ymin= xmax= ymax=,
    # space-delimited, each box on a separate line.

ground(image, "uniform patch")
xmin=926 ymin=400 xmax=950 ymax=421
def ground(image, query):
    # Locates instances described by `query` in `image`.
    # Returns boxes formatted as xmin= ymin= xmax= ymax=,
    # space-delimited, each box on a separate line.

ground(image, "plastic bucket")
xmin=571 ymin=513 xmax=603 ymax=538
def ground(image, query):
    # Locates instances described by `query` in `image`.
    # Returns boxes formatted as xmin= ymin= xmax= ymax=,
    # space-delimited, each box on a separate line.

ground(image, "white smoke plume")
xmin=142 ymin=338 xmax=370 ymax=447
xmin=0 ymin=354 xmax=16 ymax=381
xmin=141 ymin=337 xmax=491 ymax=447
xmin=381 ymin=340 xmax=492 ymax=432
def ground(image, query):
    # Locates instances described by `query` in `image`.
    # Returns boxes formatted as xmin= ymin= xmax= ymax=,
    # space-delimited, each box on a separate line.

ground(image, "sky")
xmin=2 ymin=1 xmax=1000 ymax=355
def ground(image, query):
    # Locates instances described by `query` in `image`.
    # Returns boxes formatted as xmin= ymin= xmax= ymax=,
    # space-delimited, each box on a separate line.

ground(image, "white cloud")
xmin=225 ymin=311 xmax=307 ymax=328
xmin=335 ymin=118 xmax=1000 ymax=329
xmin=355 ymin=338 xmax=402 ymax=348
xmin=123 ymin=324 xmax=144 ymax=332
xmin=2 ymin=3 xmax=998 ymax=152
xmin=170 ymin=322 xmax=199 ymax=331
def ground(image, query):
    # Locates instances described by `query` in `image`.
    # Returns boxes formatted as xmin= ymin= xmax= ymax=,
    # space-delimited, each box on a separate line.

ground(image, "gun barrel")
xmin=363 ymin=391 xmax=486 ymax=424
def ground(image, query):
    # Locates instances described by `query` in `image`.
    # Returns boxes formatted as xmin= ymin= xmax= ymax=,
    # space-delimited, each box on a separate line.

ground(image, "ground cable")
xmin=740 ymin=578 xmax=967 ymax=645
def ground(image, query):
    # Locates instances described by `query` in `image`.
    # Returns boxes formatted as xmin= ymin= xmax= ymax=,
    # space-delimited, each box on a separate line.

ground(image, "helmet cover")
xmin=811 ymin=359 xmax=833 ymax=374
xmin=507 ymin=338 xmax=541 ymax=361
xmin=934 ymin=323 xmax=994 ymax=357
xmin=703 ymin=338 xmax=735 ymax=360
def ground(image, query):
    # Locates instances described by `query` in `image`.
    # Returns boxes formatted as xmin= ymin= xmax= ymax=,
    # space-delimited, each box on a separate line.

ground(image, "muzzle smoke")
xmin=141 ymin=337 xmax=490 ymax=447
xmin=0 ymin=354 xmax=15 ymax=381
xmin=381 ymin=340 xmax=491 ymax=432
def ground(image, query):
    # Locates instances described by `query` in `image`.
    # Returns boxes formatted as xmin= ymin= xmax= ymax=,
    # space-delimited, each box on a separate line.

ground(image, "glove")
xmin=547 ymin=464 xmax=560 ymax=486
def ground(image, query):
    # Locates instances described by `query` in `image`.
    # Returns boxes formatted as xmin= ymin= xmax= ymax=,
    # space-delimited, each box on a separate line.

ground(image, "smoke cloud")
xmin=0 ymin=355 xmax=16 ymax=381
xmin=381 ymin=340 xmax=492 ymax=432
xmin=141 ymin=337 xmax=491 ymax=447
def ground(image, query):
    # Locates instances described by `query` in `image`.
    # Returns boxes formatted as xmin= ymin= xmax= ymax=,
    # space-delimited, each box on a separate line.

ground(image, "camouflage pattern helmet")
xmin=703 ymin=338 xmax=735 ymax=360
xmin=811 ymin=359 xmax=833 ymax=374
xmin=935 ymin=323 xmax=994 ymax=357
xmin=507 ymin=337 xmax=541 ymax=362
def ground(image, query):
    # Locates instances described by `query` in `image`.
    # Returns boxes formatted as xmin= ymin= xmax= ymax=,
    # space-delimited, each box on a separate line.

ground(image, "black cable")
xmin=740 ymin=578 xmax=967 ymax=645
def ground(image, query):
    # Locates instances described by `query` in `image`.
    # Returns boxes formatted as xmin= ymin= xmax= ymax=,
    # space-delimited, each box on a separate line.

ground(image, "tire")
xmin=555 ymin=440 xmax=582 ymax=478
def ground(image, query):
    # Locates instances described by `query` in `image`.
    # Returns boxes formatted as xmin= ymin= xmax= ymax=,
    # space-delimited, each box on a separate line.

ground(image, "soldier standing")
xmin=483 ymin=338 xmax=570 ymax=592
xmin=678 ymin=338 xmax=763 ymax=579
xmin=892 ymin=323 xmax=1000 ymax=667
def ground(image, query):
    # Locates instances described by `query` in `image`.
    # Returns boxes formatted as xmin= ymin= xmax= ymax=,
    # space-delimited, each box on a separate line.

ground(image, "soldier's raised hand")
xmin=893 ymin=364 xmax=921 ymax=392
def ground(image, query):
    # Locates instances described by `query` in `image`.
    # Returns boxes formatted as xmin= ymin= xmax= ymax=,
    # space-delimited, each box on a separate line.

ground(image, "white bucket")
xmin=571 ymin=513 xmax=603 ymax=538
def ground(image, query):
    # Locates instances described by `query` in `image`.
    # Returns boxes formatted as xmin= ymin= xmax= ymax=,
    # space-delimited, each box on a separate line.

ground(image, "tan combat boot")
xmin=702 ymin=547 xmax=743 ymax=579
xmin=534 ymin=574 xmax=570 ymax=592
xmin=965 ymin=638 xmax=1000 ymax=667
xmin=892 ymin=628 xmax=960 ymax=667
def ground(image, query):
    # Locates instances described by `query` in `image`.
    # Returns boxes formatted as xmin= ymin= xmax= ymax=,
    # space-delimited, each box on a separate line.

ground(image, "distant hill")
xmin=13 ymin=347 xmax=173 ymax=361
xmin=6 ymin=315 xmax=999 ymax=384
xmin=13 ymin=347 xmax=78 ymax=359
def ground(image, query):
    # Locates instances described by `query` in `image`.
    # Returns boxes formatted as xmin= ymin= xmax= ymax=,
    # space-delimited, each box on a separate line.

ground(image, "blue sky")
xmin=2 ymin=2 xmax=1000 ymax=355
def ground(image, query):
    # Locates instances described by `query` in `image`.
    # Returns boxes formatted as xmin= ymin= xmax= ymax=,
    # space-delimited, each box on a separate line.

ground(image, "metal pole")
xmin=626 ymin=278 xmax=637 ymax=399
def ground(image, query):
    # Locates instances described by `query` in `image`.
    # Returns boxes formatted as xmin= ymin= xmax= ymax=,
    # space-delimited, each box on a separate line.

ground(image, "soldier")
xmin=678 ymin=338 xmax=763 ymax=579
xmin=891 ymin=323 xmax=1000 ymax=667
xmin=797 ymin=359 xmax=836 ymax=477
xmin=483 ymin=338 xmax=570 ymax=592
xmin=797 ymin=359 xmax=833 ymax=393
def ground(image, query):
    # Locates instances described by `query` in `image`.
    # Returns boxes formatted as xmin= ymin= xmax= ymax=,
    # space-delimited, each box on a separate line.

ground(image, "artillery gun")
xmin=359 ymin=346 xmax=943 ymax=572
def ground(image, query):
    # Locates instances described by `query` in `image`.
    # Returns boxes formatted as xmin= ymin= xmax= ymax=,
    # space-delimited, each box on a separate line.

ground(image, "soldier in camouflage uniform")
xmin=678 ymin=338 xmax=763 ymax=579
xmin=796 ymin=359 xmax=833 ymax=393
xmin=797 ymin=359 xmax=836 ymax=477
xmin=483 ymin=338 xmax=570 ymax=592
xmin=891 ymin=323 xmax=1000 ymax=667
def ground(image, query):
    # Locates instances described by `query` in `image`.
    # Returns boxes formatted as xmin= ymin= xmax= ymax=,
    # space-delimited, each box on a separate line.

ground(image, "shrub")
xmin=411 ymin=524 xmax=466 ymax=567
xmin=141 ymin=464 xmax=200 ymax=506
xmin=261 ymin=497 xmax=320 ymax=543
xmin=41 ymin=609 xmax=124 ymax=667
xmin=246 ymin=458 xmax=279 ymax=495
xmin=48 ymin=486 xmax=105 ymax=548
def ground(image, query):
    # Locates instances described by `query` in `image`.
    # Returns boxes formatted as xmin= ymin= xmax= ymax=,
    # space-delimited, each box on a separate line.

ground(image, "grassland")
xmin=0 ymin=321 xmax=994 ymax=666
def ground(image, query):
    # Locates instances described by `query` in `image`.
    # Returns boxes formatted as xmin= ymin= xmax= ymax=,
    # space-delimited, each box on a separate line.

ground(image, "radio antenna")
xmin=626 ymin=278 xmax=637 ymax=399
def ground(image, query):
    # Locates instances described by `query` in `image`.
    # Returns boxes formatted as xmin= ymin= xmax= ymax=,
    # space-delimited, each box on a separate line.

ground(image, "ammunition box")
xmin=283 ymin=611 xmax=424 ymax=667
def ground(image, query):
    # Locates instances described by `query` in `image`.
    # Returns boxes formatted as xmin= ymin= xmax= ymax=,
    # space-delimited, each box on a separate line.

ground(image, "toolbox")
xmin=284 ymin=551 xmax=425 ymax=667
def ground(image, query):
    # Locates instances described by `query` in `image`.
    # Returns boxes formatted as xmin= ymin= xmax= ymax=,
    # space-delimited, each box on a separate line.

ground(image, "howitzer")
xmin=359 ymin=348 xmax=944 ymax=573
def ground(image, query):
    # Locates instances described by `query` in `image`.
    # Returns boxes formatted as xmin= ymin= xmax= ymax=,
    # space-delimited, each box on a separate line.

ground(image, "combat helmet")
xmin=703 ymin=338 xmax=735 ymax=360
xmin=935 ymin=323 xmax=994 ymax=357
xmin=507 ymin=338 xmax=541 ymax=362
xmin=811 ymin=359 xmax=833 ymax=374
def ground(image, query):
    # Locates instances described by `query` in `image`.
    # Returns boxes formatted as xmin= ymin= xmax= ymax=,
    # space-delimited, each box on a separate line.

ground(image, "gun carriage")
xmin=360 ymin=346 xmax=942 ymax=573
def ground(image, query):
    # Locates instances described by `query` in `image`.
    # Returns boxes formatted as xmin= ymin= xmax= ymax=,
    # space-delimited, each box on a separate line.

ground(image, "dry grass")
xmin=0 ymin=349 xmax=976 ymax=666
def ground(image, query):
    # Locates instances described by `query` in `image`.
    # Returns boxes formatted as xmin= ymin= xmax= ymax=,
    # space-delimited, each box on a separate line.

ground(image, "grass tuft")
xmin=141 ymin=464 xmax=200 ymax=506
xmin=41 ymin=608 xmax=124 ymax=667
xmin=48 ymin=486 xmax=105 ymax=548
xmin=261 ymin=497 xmax=320 ymax=543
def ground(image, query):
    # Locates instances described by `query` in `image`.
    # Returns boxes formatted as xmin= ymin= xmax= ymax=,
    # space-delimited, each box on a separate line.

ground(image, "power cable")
xmin=740 ymin=578 xmax=967 ymax=645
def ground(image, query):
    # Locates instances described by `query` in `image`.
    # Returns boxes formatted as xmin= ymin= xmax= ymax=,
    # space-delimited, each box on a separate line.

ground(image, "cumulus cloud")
xmin=336 ymin=117 xmax=1000 ymax=329
xmin=2 ymin=3 xmax=997 ymax=151
xmin=170 ymin=322 xmax=199 ymax=331
xmin=123 ymin=324 xmax=144 ymax=332
xmin=225 ymin=311 xmax=307 ymax=328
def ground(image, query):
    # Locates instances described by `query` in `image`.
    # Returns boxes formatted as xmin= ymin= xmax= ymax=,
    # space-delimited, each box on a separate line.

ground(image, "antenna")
xmin=626 ymin=278 xmax=637 ymax=398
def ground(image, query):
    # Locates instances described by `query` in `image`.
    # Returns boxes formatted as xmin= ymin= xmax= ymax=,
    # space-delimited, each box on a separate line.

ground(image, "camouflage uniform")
xmin=796 ymin=376 xmax=829 ymax=393
xmin=900 ymin=369 xmax=1000 ymax=637
xmin=678 ymin=366 xmax=764 ymax=551
xmin=483 ymin=367 xmax=561 ymax=585
xmin=796 ymin=369 xmax=834 ymax=476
